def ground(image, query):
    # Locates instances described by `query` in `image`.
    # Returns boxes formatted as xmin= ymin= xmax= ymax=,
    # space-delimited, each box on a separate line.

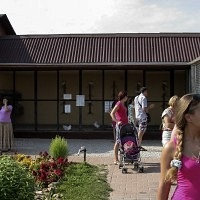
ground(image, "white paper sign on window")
xmin=104 ymin=101 xmax=113 ymax=113
xmin=76 ymin=95 xmax=85 ymax=106
xmin=63 ymin=94 xmax=72 ymax=100
xmin=64 ymin=105 xmax=71 ymax=113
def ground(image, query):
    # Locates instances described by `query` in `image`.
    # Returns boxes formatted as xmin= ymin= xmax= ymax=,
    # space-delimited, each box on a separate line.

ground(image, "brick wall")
xmin=191 ymin=59 xmax=200 ymax=93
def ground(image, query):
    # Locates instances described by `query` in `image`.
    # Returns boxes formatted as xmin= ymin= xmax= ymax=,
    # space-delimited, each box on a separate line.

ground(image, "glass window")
xmin=0 ymin=71 xmax=13 ymax=90
xmin=127 ymin=70 xmax=143 ymax=97
xmin=14 ymin=101 xmax=34 ymax=130
xmin=15 ymin=71 xmax=34 ymax=99
xmin=104 ymin=70 xmax=125 ymax=99
xmin=37 ymin=101 xmax=57 ymax=130
xmin=37 ymin=71 xmax=57 ymax=99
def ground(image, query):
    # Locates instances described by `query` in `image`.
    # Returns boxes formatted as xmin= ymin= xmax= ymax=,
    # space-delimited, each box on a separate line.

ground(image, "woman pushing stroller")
xmin=110 ymin=90 xmax=129 ymax=164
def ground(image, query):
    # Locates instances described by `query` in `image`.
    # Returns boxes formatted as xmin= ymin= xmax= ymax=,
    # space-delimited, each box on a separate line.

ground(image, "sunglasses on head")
xmin=185 ymin=94 xmax=200 ymax=113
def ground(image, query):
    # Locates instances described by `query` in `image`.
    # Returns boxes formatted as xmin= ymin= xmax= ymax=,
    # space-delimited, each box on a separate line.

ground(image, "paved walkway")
xmin=7 ymin=138 xmax=175 ymax=200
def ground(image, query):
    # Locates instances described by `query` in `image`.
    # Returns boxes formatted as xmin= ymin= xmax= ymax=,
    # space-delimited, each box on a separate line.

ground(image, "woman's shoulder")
xmin=161 ymin=108 xmax=168 ymax=118
xmin=161 ymin=107 xmax=172 ymax=118
xmin=115 ymin=101 xmax=121 ymax=106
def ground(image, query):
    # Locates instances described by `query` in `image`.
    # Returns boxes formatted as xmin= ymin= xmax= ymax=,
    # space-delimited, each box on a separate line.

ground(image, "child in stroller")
xmin=118 ymin=123 xmax=146 ymax=173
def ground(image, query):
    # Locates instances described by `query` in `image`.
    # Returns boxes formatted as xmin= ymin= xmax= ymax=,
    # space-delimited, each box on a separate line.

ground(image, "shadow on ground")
xmin=143 ymin=162 xmax=160 ymax=173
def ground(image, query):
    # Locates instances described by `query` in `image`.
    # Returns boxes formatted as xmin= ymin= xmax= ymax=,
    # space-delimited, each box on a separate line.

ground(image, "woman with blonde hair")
xmin=161 ymin=95 xmax=179 ymax=146
xmin=157 ymin=93 xmax=200 ymax=200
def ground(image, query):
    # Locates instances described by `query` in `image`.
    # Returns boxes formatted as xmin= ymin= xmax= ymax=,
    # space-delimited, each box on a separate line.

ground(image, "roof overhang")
xmin=188 ymin=56 xmax=200 ymax=65
xmin=0 ymin=62 xmax=190 ymax=71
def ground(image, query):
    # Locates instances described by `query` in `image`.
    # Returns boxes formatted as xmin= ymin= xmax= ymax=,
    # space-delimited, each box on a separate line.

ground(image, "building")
xmin=0 ymin=14 xmax=200 ymax=139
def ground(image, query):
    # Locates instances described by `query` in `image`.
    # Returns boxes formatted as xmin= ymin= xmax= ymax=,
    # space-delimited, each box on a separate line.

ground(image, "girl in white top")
xmin=161 ymin=95 xmax=179 ymax=146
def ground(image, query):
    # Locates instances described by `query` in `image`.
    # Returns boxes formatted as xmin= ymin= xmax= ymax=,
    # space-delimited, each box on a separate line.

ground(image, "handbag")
xmin=146 ymin=113 xmax=151 ymax=123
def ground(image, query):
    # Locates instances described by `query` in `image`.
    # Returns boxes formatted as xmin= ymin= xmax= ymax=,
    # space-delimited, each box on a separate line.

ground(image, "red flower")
xmin=49 ymin=161 xmax=57 ymax=169
xmin=57 ymin=157 xmax=64 ymax=165
xmin=54 ymin=169 xmax=63 ymax=177
xmin=27 ymin=151 xmax=69 ymax=188
xmin=40 ymin=162 xmax=49 ymax=170
xmin=39 ymin=171 xmax=47 ymax=181
xmin=43 ymin=151 xmax=49 ymax=157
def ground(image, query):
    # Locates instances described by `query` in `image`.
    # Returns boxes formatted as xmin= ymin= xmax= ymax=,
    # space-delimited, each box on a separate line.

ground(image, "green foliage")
xmin=49 ymin=135 xmax=68 ymax=159
xmin=0 ymin=156 xmax=35 ymax=200
xmin=13 ymin=152 xmax=69 ymax=188
xmin=56 ymin=162 xmax=112 ymax=200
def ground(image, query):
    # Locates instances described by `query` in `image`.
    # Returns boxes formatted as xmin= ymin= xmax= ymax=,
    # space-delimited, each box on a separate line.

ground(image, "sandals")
xmin=139 ymin=146 xmax=147 ymax=151
xmin=114 ymin=160 xmax=120 ymax=165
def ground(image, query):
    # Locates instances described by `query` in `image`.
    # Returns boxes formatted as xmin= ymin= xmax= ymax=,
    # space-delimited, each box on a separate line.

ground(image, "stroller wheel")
xmin=138 ymin=166 xmax=144 ymax=173
xmin=122 ymin=168 xmax=127 ymax=174
xmin=119 ymin=164 xmax=123 ymax=169
xmin=131 ymin=160 xmax=134 ymax=164
xmin=134 ymin=162 xmax=139 ymax=169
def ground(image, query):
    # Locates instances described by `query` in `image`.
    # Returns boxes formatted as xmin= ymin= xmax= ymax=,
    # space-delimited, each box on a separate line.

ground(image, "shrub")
xmin=12 ymin=152 xmax=69 ymax=188
xmin=49 ymin=135 xmax=68 ymax=159
xmin=31 ymin=152 xmax=69 ymax=188
xmin=0 ymin=156 xmax=35 ymax=200
xmin=13 ymin=153 xmax=33 ymax=169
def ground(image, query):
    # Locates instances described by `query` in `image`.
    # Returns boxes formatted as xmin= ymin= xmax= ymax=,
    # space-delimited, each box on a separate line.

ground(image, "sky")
xmin=1 ymin=0 xmax=200 ymax=35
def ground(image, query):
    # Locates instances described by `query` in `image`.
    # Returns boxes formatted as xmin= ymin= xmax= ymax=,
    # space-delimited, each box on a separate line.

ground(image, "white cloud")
xmin=92 ymin=0 xmax=191 ymax=33
xmin=1 ymin=0 xmax=200 ymax=34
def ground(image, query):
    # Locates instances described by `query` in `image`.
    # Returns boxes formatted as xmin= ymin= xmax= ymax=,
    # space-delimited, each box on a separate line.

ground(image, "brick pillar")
xmin=191 ymin=61 xmax=200 ymax=93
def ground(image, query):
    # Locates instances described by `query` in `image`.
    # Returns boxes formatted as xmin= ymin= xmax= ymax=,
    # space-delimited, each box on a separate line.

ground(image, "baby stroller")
xmin=118 ymin=123 xmax=146 ymax=173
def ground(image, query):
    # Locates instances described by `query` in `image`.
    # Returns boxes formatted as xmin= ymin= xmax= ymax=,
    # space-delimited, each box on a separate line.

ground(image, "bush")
xmin=12 ymin=152 xmax=69 ymax=188
xmin=0 ymin=156 xmax=35 ymax=200
xmin=32 ymin=153 xmax=69 ymax=188
xmin=49 ymin=135 xmax=68 ymax=159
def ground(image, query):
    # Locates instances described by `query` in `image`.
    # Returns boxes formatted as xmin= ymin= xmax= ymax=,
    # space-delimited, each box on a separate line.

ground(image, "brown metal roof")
xmin=0 ymin=33 xmax=200 ymax=66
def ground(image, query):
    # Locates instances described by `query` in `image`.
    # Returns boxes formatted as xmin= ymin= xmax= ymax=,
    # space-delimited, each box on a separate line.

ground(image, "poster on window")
xmin=63 ymin=94 xmax=72 ymax=100
xmin=64 ymin=105 xmax=71 ymax=113
xmin=76 ymin=95 xmax=85 ymax=106
xmin=104 ymin=101 xmax=113 ymax=113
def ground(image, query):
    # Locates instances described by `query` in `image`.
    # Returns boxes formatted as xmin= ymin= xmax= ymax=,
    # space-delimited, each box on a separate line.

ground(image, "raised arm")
xmin=3 ymin=98 xmax=12 ymax=112
xmin=110 ymin=104 xmax=120 ymax=125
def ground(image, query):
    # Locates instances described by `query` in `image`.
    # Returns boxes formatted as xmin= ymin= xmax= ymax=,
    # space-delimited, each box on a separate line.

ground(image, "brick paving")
xmin=69 ymin=156 xmax=170 ymax=200
xmin=10 ymin=138 xmax=176 ymax=200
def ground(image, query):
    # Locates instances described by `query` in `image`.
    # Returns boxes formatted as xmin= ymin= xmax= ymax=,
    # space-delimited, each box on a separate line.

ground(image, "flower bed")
xmin=13 ymin=151 xmax=69 ymax=188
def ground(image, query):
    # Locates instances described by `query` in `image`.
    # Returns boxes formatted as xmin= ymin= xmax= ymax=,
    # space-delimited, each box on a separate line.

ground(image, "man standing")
xmin=134 ymin=87 xmax=153 ymax=146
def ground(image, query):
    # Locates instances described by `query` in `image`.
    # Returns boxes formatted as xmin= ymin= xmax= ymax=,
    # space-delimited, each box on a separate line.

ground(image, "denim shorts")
xmin=115 ymin=124 xmax=122 ymax=144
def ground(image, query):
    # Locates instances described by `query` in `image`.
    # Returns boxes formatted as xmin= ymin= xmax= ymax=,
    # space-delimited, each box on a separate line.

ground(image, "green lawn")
xmin=56 ymin=162 xmax=113 ymax=200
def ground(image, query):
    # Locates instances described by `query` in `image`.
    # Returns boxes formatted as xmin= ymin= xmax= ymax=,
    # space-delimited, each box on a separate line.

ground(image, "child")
xmin=157 ymin=94 xmax=200 ymax=200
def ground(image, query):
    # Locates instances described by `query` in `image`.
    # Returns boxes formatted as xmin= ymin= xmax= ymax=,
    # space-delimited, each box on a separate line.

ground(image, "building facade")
xmin=0 ymin=15 xmax=200 ymax=138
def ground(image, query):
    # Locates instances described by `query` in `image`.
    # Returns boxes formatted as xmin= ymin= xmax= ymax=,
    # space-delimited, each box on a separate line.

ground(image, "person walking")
xmin=110 ymin=100 xmax=117 ymax=142
xmin=134 ymin=87 xmax=154 ymax=146
xmin=127 ymin=97 xmax=135 ymax=125
xmin=110 ymin=91 xmax=128 ymax=164
xmin=161 ymin=95 xmax=179 ymax=146
xmin=157 ymin=93 xmax=200 ymax=200
xmin=0 ymin=97 xmax=14 ymax=151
